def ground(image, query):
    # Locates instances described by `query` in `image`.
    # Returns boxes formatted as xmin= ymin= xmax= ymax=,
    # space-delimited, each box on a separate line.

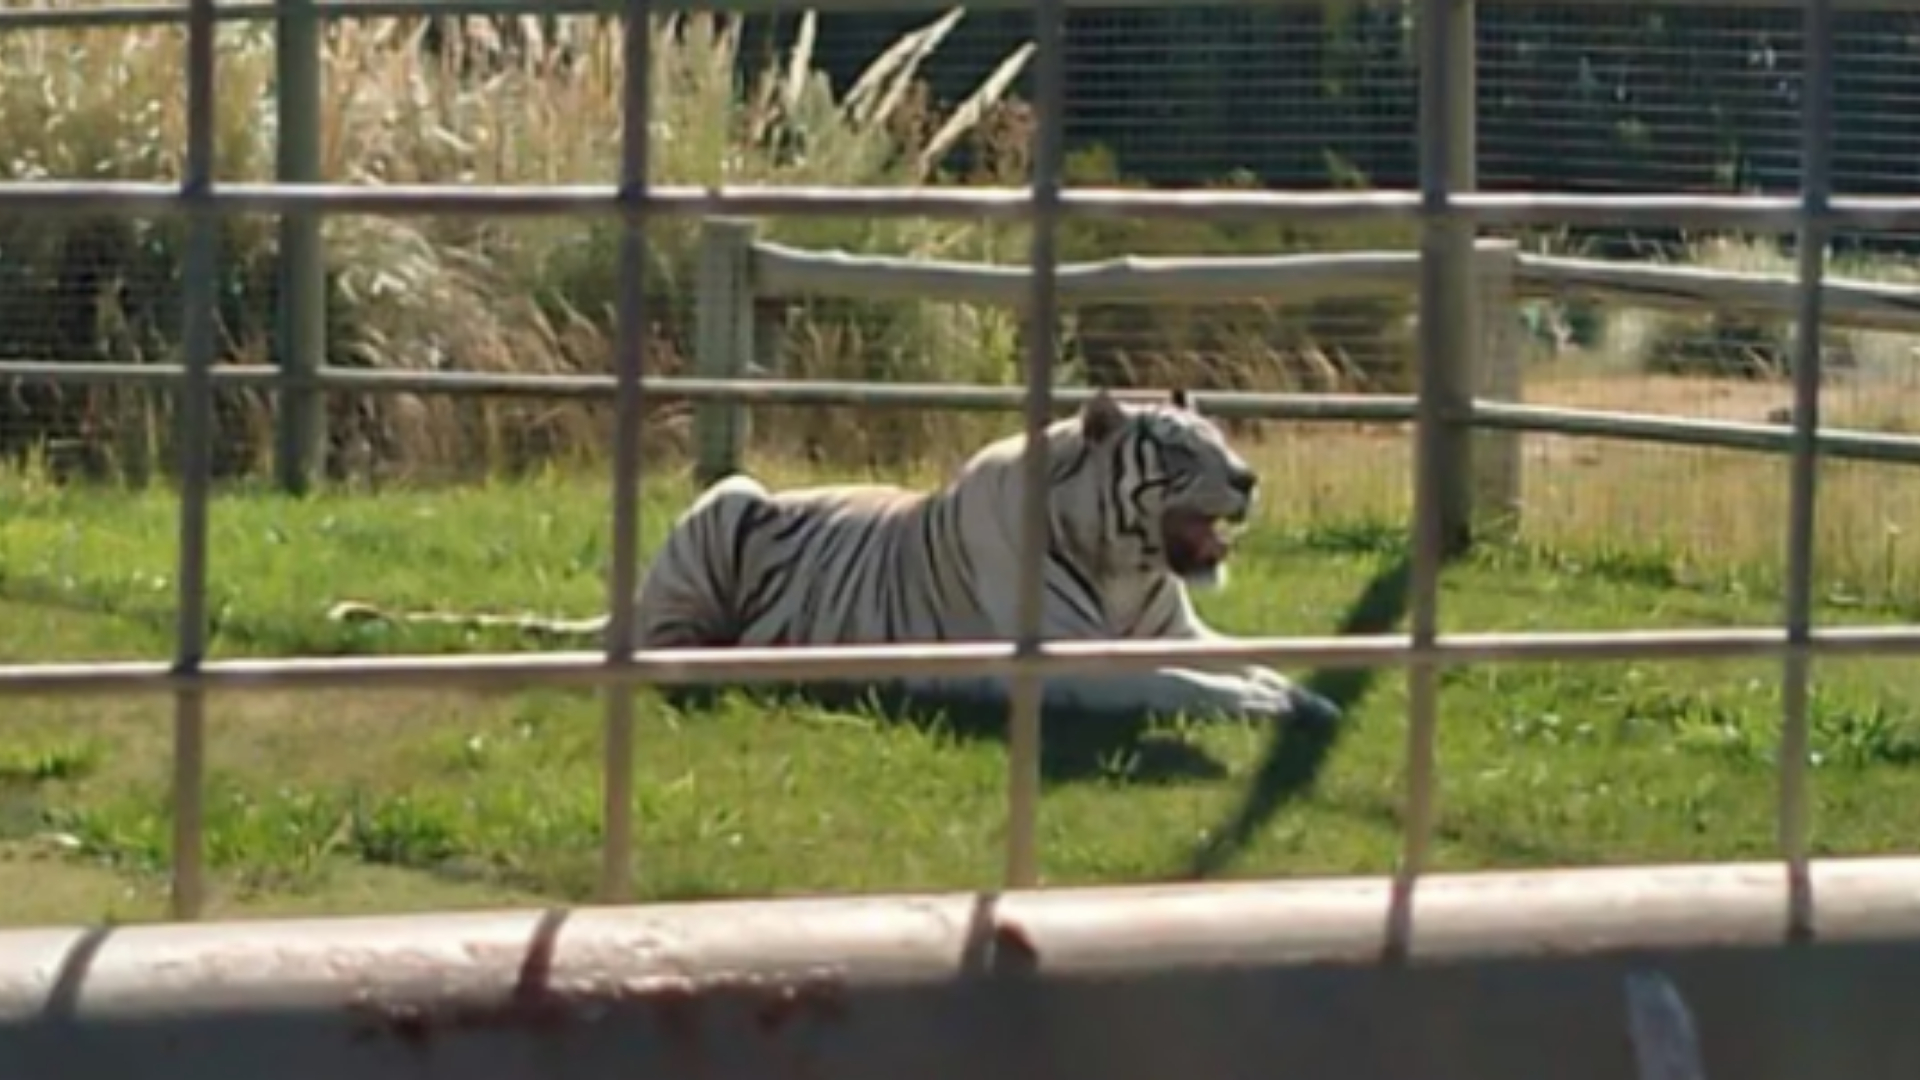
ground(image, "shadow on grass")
xmin=671 ymin=682 xmax=1233 ymax=787
xmin=1179 ymin=553 xmax=1415 ymax=879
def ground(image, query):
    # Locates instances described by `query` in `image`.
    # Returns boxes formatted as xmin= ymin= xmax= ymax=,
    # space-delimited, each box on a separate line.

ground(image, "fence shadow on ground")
xmin=1179 ymin=553 xmax=1414 ymax=879
xmin=697 ymin=550 xmax=1417 ymax=792
xmin=0 ymin=556 xmax=1411 ymax=797
xmin=674 ymin=681 xmax=1237 ymax=786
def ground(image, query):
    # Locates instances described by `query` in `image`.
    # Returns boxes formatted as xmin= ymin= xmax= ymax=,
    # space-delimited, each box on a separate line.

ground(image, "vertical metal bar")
xmin=170 ymin=0 xmax=220 ymax=922
xmin=599 ymin=0 xmax=653 ymax=905
xmin=1780 ymin=0 xmax=1833 ymax=943
xmin=1006 ymin=0 xmax=1066 ymax=890
xmin=1442 ymin=0 xmax=1478 ymax=554
xmin=1388 ymin=0 xmax=1468 ymax=959
xmin=273 ymin=0 xmax=326 ymax=495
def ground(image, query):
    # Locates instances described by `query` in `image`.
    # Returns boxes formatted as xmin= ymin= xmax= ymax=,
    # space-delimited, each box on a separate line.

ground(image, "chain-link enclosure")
xmin=0 ymin=0 xmax=1918 ymax=1076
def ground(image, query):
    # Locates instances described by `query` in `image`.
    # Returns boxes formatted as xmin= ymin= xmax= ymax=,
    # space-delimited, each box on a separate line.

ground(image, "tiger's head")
xmin=1067 ymin=387 xmax=1260 ymax=590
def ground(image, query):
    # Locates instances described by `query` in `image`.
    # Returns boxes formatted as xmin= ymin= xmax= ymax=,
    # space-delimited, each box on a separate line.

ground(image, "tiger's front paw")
xmin=1245 ymin=665 xmax=1295 ymax=695
xmin=1227 ymin=678 xmax=1302 ymax=721
xmin=1242 ymin=668 xmax=1343 ymax=727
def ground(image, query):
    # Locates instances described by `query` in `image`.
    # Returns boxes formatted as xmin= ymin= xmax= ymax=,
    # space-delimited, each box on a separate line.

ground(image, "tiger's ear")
xmin=1080 ymin=388 xmax=1127 ymax=443
xmin=1169 ymin=388 xmax=1193 ymax=411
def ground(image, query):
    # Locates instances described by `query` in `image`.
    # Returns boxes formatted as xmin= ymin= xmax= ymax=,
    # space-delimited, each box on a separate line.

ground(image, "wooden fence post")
xmin=1473 ymin=238 xmax=1522 ymax=538
xmin=695 ymin=218 xmax=757 ymax=485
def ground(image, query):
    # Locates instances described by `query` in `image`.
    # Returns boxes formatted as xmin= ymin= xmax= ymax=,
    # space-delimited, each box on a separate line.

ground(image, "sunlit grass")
xmin=2 ymin=441 xmax=1918 ymax=926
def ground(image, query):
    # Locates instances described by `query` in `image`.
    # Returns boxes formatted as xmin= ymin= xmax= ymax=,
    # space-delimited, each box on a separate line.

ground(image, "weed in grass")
xmin=0 ymin=741 xmax=101 ymax=786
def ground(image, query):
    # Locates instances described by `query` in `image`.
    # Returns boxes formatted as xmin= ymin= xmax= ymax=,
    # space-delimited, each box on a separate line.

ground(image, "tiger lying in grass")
xmin=329 ymin=388 xmax=1341 ymax=727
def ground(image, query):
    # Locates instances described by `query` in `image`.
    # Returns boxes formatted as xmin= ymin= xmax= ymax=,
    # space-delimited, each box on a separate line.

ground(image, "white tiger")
xmin=327 ymin=388 xmax=1340 ymax=726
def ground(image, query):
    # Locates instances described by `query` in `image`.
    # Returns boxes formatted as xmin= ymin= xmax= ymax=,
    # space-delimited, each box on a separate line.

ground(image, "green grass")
xmin=1 ymin=449 xmax=1919 ymax=928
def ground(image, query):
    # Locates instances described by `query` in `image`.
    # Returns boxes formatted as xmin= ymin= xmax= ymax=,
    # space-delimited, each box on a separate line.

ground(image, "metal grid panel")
xmin=0 ymin=0 xmax=1872 ymax=933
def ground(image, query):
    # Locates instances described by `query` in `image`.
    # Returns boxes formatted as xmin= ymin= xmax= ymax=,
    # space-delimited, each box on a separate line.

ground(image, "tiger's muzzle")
xmin=1161 ymin=476 xmax=1255 ymax=580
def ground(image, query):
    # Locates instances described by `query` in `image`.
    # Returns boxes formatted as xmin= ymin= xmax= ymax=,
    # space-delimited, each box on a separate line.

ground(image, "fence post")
xmin=274 ymin=0 xmax=327 ymax=494
xmin=1472 ymin=239 xmax=1521 ymax=537
xmin=695 ymin=218 xmax=757 ymax=485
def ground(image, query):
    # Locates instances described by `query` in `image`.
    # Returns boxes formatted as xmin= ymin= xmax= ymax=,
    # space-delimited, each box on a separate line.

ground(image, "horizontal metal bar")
xmin=2 ymin=856 xmax=1919 ymax=1080
xmin=24 ymin=361 xmax=1920 ymax=463
xmin=0 ymin=181 xmax=1423 ymax=224
xmin=21 ymin=358 xmax=1920 ymax=459
xmin=6 ymin=626 xmax=1920 ymax=700
xmin=9 ymin=182 xmax=1920 ymax=232
xmin=295 ymin=372 xmax=1416 ymax=422
xmin=0 ymin=363 xmax=1416 ymax=421
xmin=1474 ymin=401 xmax=1920 ymax=466
xmin=325 ymin=373 xmax=1412 ymax=421
xmin=1463 ymin=193 xmax=1920 ymax=233
xmin=7 ymin=0 xmax=1920 ymax=28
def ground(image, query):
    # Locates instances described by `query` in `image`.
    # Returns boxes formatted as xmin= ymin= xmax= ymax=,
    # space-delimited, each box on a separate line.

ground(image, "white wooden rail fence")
xmin=688 ymin=218 xmax=1920 ymax=541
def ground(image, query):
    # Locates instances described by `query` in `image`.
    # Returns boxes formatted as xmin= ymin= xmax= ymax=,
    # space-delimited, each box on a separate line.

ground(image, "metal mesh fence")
xmin=1478 ymin=6 xmax=1920 ymax=199
xmin=1473 ymin=4 xmax=1920 ymax=616
xmin=17 ymin=5 xmax=1920 ymax=1076
xmin=1479 ymin=6 xmax=1803 ymax=196
xmin=0 ymin=0 xmax=1914 ymax=942
xmin=12 ymin=0 xmax=1920 ymax=200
